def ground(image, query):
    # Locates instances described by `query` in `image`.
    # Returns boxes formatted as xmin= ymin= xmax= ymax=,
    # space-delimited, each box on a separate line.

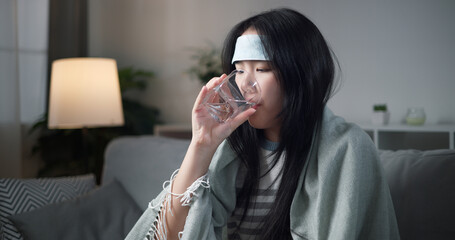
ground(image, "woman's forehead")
xmin=242 ymin=27 xmax=258 ymax=35
xmin=235 ymin=60 xmax=270 ymax=66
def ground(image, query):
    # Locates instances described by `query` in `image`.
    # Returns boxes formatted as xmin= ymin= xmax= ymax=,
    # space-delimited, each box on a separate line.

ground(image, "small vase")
xmin=371 ymin=111 xmax=390 ymax=125
xmin=406 ymin=107 xmax=426 ymax=125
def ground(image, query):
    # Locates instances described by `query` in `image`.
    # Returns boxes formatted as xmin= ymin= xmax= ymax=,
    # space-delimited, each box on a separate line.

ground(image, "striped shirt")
xmin=227 ymin=140 xmax=284 ymax=240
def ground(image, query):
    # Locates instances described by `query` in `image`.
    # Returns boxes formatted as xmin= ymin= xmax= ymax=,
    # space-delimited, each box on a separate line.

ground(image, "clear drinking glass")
xmin=203 ymin=69 xmax=261 ymax=123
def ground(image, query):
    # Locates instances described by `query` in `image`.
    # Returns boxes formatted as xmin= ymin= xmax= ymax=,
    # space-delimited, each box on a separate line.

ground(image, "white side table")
xmin=358 ymin=123 xmax=455 ymax=150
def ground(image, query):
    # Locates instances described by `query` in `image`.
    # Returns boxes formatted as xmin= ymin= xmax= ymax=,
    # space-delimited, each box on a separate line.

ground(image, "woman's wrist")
xmin=187 ymin=140 xmax=217 ymax=164
xmin=164 ymin=133 xmax=219 ymax=197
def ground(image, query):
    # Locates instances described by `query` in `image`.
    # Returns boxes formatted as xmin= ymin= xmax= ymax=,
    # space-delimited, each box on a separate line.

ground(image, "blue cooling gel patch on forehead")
xmin=231 ymin=35 xmax=269 ymax=64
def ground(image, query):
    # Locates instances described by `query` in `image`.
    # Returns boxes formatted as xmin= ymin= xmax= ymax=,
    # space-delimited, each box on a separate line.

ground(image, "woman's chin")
xmin=247 ymin=114 xmax=282 ymax=133
xmin=247 ymin=116 xmax=265 ymax=129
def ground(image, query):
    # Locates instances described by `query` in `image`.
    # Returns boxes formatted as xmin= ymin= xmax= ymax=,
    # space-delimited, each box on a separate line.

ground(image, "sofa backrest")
xmin=102 ymin=136 xmax=190 ymax=210
xmin=378 ymin=149 xmax=455 ymax=240
xmin=103 ymin=135 xmax=455 ymax=238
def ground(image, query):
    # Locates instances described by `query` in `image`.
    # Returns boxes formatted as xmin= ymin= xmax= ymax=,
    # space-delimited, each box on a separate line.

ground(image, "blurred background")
xmin=1 ymin=0 xmax=454 ymax=179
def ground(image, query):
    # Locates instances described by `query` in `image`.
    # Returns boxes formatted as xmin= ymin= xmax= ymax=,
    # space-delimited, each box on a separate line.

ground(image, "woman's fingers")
xmin=206 ymin=74 xmax=227 ymax=89
xmin=193 ymin=85 xmax=209 ymax=111
xmin=193 ymin=74 xmax=227 ymax=111
xmin=227 ymin=108 xmax=256 ymax=132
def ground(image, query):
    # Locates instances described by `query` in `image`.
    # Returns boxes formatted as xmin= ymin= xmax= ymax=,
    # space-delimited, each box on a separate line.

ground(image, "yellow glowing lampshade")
xmin=48 ymin=58 xmax=124 ymax=129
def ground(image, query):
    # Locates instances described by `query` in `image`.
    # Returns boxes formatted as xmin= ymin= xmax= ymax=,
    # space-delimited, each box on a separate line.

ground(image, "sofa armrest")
xmin=379 ymin=149 xmax=455 ymax=240
xmin=102 ymin=136 xmax=190 ymax=210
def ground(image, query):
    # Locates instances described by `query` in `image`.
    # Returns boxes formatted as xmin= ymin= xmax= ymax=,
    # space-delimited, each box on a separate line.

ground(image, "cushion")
xmin=0 ymin=174 xmax=96 ymax=240
xmin=379 ymin=149 xmax=455 ymax=240
xmin=8 ymin=179 xmax=141 ymax=240
xmin=103 ymin=136 xmax=190 ymax=209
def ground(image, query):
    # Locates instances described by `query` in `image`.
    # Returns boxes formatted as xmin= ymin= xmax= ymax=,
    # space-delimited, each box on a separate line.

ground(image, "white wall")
xmin=89 ymin=0 xmax=455 ymax=125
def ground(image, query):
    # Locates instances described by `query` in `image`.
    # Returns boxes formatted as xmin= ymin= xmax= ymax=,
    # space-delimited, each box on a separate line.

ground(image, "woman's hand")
xmin=163 ymin=75 xmax=256 ymax=240
xmin=191 ymin=74 xmax=256 ymax=150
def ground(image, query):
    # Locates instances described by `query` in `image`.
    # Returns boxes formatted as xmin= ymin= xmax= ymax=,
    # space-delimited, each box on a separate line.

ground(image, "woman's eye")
xmin=257 ymin=68 xmax=270 ymax=72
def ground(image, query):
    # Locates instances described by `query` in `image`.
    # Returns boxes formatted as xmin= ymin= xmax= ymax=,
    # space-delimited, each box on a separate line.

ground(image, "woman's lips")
xmin=253 ymin=104 xmax=261 ymax=109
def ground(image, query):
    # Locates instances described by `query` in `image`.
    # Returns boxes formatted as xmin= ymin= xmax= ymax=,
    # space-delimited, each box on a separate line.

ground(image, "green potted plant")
xmin=371 ymin=104 xmax=390 ymax=125
xmin=186 ymin=43 xmax=223 ymax=84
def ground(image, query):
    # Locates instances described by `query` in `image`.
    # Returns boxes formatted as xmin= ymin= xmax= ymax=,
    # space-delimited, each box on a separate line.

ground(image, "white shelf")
xmin=153 ymin=123 xmax=455 ymax=149
xmin=358 ymin=123 xmax=455 ymax=150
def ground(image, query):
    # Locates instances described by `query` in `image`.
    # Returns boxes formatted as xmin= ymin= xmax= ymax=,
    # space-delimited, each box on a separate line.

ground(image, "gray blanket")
xmin=126 ymin=108 xmax=400 ymax=239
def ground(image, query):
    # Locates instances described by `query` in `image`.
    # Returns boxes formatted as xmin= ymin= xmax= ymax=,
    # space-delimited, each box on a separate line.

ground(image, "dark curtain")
xmin=46 ymin=0 xmax=87 ymax=111
xmin=33 ymin=0 xmax=91 ymax=180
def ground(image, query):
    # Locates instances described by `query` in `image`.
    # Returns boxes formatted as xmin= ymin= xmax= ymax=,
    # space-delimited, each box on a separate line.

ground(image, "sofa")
xmin=1 ymin=135 xmax=454 ymax=240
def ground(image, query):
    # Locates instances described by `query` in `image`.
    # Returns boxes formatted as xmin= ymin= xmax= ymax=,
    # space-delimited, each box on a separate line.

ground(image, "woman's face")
xmin=235 ymin=28 xmax=283 ymax=142
xmin=234 ymin=29 xmax=283 ymax=141
xmin=234 ymin=60 xmax=283 ymax=140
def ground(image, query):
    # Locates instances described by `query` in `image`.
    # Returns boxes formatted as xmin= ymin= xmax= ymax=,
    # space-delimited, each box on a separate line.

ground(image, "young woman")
xmin=127 ymin=8 xmax=399 ymax=240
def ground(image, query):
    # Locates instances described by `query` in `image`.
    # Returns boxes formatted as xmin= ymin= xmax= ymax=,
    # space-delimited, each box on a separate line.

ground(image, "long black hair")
xmin=222 ymin=8 xmax=337 ymax=239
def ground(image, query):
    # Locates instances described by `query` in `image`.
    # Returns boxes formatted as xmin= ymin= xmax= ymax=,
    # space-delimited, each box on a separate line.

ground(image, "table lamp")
xmin=48 ymin=58 xmax=124 ymax=129
xmin=47 ymin=58 xmax=124 ymax=175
